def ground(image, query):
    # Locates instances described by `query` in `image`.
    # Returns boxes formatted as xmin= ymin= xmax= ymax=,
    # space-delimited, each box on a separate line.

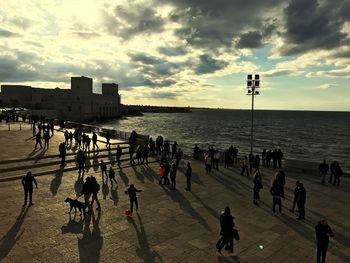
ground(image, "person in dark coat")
xmin=253 ymin=171 xmax=263 ymax=205
xmin=185 ymin=162 xmax=192 ymax=191
xmin=289 ymin=181 xmax=300 ymax=213
xmin=21 ymin=171 xmax=38 ymax=206
xmin=59 ymin=142 xmax=66 ymax=166
xmin=90 ymin=176 xmax=101 ymax=211
xmin=116 ymin=145 xmax=122 ymax=166
xmin=129 ymin=145 xmax=135 ymax=164
xmin=332 ymin=162 xmax=343 ymax=186
xmin=105 ymin=131 xmax=111 ymax=148
xmin=329 ymin=161 xmax=337 ymax=184
xmin=319 ymin=160 xmax=329 ymax=184
xmin=270 ymin=175 xmax=283 ymax=215
xmin=108 ymin=167 xmax=118 ymax=185
xmin=315 ymin=220 xmax=334 ymax=263
xmin=76 ymin=150 xmax=86 ymax=174
xmin=92 ymin=132 xmax=98 ymax=150
xmin=126 ymin=184 xmax=142 ymax=215
xmin=216 ymin=206 xmax=235 ymax=255
xmin=170 ymin=163 xmax=177 ymax=190
xmin=100 ymin=160 xmax=107 ymax=179
xmin=81 ymin=177 xmax=93 ymax=213
xmin=34 ymin=132 xmax=42 ymax=149
xmin=296 ymin=183 xmax=306 ymax=220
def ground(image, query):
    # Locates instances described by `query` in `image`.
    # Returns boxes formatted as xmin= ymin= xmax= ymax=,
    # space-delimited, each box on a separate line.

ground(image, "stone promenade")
xmin=0 ymin=128 xmax=349 ymax=263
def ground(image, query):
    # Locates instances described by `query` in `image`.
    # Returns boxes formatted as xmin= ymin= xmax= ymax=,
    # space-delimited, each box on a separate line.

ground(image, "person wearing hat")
xmin=21 ymin=171 xmax=38 ymax=206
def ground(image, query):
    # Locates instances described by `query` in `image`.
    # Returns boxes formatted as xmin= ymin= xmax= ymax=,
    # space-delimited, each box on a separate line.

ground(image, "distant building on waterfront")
xmin=0 ymin=76 xmax=121 ymax=121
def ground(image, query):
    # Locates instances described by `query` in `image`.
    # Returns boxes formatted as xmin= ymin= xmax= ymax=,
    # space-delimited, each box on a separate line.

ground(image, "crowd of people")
xmin=18 ymin=125 xmax=343 ymax=261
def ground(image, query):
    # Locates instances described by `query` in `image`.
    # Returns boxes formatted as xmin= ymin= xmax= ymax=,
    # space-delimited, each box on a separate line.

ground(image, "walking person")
xmin=21 ymin=171 xmax=38 ymax=206
xmin=116 ymin=145 xmax=122 ymax=166
xmin=253 ymin=171 xmax=263 ymax=205
xmin=213 ymin=149 xmax=220 ymax=170
xmin=216 ymin=206 xmax=235 ymax=256
xmin=105 ymin=131 xmax=111 ymax=148
xmin=129 ymin=145 xmax=135 ymax=164
xmin=163 ymin=160 xmax=171 ymax=185
xmin=319 ymin=160 xmax=329 ymax=184
xmin=34 ymin=132 xmax=43 ymax=149
xmin=43 ymin=130 xmax=50 ymax=148
xmin=185 ymin=162 xmax=192 ymax=191
xmin=100 ymin=160 xmax=107 ymax=179
xmin=90 ymin=176 xmax=101 ymax=211
xmin=296 ymin=183 xmax=306 ymax=220
xmin=315 ymin=220 xmax=334 ymax=263
xmin=170 ymin=163 xmax=177 ymax=190
xmin=143 ymin=144 xmax=149 ymax=164
xmin=289 ymin=181 xmax=300 ymax=213
xmin=108 ymin=167 xmax=118 ymax=185
xmin=125 ymin=184 xmax=142 ymax=216
xmin=76 ymin=150 xmax=87 ymax=174
xmin=81 ymin=177 xmax=93 ymax=213
xmin=329 ymin=161 xmax=337 ymax=184
xmin=92 ymin=131 xmax=99 ymax=151
xmin=59 ymin=142 xmax=67 ymax=166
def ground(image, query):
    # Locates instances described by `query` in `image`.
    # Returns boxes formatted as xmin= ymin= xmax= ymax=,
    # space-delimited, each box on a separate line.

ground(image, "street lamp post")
xmin=247 ymin=74 xmax=260 ymax=154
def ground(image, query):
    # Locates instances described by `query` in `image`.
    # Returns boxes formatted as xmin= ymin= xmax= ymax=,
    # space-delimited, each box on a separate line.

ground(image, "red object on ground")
xmin=125 ymin=210 xmax=132 ymax=216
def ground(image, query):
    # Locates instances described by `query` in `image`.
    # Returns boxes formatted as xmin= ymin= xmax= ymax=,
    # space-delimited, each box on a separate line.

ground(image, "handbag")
xmin=233 ymin=228 xmax=240 ymax=240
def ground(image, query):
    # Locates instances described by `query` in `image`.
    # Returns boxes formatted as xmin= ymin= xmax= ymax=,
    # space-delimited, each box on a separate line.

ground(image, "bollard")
xmin=20 ymin=123 xmax=22 ymax=130
xmin=8 ymin=123 xmax=10 ymax=131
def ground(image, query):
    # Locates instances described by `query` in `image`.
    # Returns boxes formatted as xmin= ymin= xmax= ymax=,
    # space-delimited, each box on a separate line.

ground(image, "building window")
xmin=68 ymin=106 xmax=72 ymax=112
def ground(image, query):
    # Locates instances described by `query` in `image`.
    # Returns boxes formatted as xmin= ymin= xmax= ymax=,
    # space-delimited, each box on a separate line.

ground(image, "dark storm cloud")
xmin=159 ymin=0 xmax=282 ymax=51
xmin=157 ymin=46 xmax=187 ymax=56
xmin=0 ymin=55 xmax=39 ymax=82
xmin=103 ymin=4 xmax=165 ymax=40
xmin=195 ymin=54 xmax=228 ymax=74
xmin=281 ymin=0 xmax=349 ymax=55
xmin=129 ymin=53 xmax=164 ymax=65
xmin=0 ymin=51 xmax=154 ymax=89
xmin=236 ymin=31 xmax=263 ymax=49
xmin=0 ymin=28 xmax=19 ymax=37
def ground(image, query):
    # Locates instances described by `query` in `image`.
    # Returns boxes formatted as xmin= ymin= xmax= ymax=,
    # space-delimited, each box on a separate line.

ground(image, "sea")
xmin=99 ymin=109 xmax=350 ymax=173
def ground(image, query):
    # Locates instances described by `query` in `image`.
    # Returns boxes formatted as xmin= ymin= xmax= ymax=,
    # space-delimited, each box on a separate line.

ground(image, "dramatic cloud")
xmin=0 ymin=0 xmax=349 ymax=109
xmin=195 ymin=55 xmax=228 ymax=74
xmin=281 ymin=0 xmax=349 ymax=55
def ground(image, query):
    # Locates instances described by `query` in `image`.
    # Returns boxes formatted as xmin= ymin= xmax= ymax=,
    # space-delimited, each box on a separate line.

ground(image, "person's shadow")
xmin=75 ymin=175 xmax=84 ymax=195
xmin=78 ymin=210 xmax=102 ymax=263
xmin=102 ymin=178 xmax=109 ymax=200
xmin=130 ymin=213 xmax=163 ymax=263
xmin=50 ymin=168 xmax=63 ymax=196
xmin=61 ymin=214 xmax=84 ymax=234
xmin=92 ymin=154 xmax=99 ymax=172
xmin=110 ymin=185 xmax=119 ymax=206
xmin=119 ymin=168 xmax=129 ymax=186
xmin=0 ymin=207 xmax=29 ymax=261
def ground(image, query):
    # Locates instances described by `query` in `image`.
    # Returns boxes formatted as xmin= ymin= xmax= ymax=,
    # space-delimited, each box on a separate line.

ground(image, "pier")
xmin=0 ymin=125 xmax=349 ymax=262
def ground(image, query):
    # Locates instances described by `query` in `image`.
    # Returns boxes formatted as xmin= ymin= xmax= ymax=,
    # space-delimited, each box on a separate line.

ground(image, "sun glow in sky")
xmin=0 ymin=0 xmax=350 ymax=111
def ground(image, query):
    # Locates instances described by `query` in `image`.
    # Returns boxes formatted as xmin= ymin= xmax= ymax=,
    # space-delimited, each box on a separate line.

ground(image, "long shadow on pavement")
xmin=78 ymin=210 xmax=103 ymax=263
xmin=119 ymin=168 xmax=129 ymax=187
xmin=0 ymin=206 xmax=29 ymax=261
xmin=50 ymin=168 xmax=63 ymax=196
xmin=129 ymin=213 xmax=163 ymax=263
xmin=160 ymin=185 xmax=212 ymax=232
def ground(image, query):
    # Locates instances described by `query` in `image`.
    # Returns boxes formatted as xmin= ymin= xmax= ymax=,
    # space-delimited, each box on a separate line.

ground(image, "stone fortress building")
xmin=0 ymin=76 xmax=121 ymax=122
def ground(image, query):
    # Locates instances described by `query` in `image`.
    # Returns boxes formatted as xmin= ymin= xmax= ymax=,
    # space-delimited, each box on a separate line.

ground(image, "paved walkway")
xmin=0 ymin=129 xmax=349 ymax=263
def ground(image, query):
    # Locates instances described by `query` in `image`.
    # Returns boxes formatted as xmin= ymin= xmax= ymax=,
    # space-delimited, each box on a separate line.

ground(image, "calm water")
xmin=99 ymin=109 xmax=350 ymax=172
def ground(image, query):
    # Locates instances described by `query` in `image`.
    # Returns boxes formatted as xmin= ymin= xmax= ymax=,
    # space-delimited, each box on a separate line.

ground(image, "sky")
xmin=0 ymin=0 xmax=350 ymax=111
